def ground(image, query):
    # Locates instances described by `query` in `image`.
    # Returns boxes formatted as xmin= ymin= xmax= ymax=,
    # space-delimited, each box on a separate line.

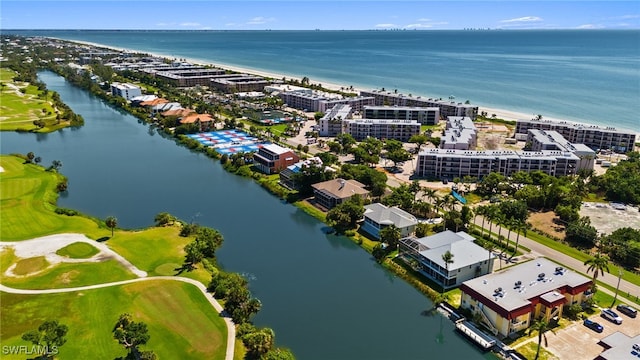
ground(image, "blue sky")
xmin=2 ymin=1 xmax=639 ymax=30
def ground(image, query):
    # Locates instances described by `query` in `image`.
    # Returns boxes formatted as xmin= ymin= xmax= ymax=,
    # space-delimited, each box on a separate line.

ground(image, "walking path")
xmin=472 ymin=217 xmax=640 ymax=301
xmin=0 ymin=276 xmax=235 ymax=360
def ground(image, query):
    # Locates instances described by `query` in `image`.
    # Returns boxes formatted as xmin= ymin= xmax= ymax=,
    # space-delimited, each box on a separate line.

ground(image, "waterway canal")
xmin=0 ymin=71 xmax=492 ymax=359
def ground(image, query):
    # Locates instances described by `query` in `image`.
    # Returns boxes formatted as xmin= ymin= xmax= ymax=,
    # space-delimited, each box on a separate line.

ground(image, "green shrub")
xmin=55 ymin=208 xmax=79 ymax=216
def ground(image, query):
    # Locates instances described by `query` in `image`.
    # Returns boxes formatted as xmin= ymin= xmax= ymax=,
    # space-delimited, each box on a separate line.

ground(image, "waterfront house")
xmin=253 ymin=144 xmax=300 ymax=174
xmin=459 ymin=258 xmax=592 ymax=338
xmin=399 ymin=230 xmax=493 ymax=290
xmin=179 ymin=113 xmax=215 ymax=131
xmin=361 ymin=203 xmax=418 ymax=240
xmin=311 ymin=178 xmax=369 ymax=210
xmin=279 ymin=157 xmax=325 ymax=190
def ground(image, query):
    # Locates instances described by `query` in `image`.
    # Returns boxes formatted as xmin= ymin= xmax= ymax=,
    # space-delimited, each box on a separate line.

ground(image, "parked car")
xmin=633 ymin=343 xmax=640 ymax=352
xmin=583 ymin=318 xmax=604 ymax=333
xmin=601 ymin=308 xmax=623 ymax=324
xmin=616 ymin=304 xmax=638 ymax=318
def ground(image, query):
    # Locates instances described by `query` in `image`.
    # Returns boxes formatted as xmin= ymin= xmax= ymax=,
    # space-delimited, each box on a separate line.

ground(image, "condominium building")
xmin=362 ymin=106 xmax=440 ymax=125
xmin=345 ymin=119 xmax=421 ymax=142
xmin=460 ymin=258 xmax=592 ymax=337
xmin=253 ymin=144 xmax=300 ymax=174
xmin=415 ymin=148 xmax=581 ymax=180
xmin=360 ymin=89 xmax=478 ymax=120
xmin=279 ymin=91 xmax=375 ymax=113
xmin=110 ymin=82 xmax=142 ymax=101
xmin=318 ymin=104 xmax=353 ymax=137
xmin=441 ymin=116 xmax=478 ymax=150
xmin=527 ymin=129 xmax=596 ymax=172
xmin=515 ymin=119 xmax=636 ymax=153
xmin=210 ymin=75 xmax=270 ymax=93
xmin=155 ymin=68 xmax=226 ymax=87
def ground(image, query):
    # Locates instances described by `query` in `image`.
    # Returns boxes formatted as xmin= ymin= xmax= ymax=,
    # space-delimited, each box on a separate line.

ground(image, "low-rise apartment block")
xmin=155 ymin=68 xmax=227 ymax=87
xmin=459 ymin=258 xmax=592 ymax=338
xmin=360 ymin=89 xmax=478 ymax=120
xmin=515 ymin=119 xmax=636 ymax=153
xmin=415 ymin=148 xmax=581 ymax=180
xmin=362 ymin=106 xmax=440 ymax=125
xmin=253 ymin=144 xmax=300 ymax=174
xmin=110 ymin=82 xmax=142 ymax=101
xmin=441 ymin=116 xmax=478 ymax=150
xmin=279 ymin=91 xmax=375 ymax=113
xmin=345 ymin=119 xmax=420 ymax=142
xmin=318 ymin=104 xmax=353 ymax=137
xmin=210 ymin=75 xmax=270 ymax=93
xmin=527 ymin=129 xmax=596 ymax=172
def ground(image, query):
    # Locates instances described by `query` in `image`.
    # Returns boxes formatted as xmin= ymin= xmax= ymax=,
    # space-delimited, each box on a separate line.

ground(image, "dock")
xmin=455 ymin=320 xmax=496 ymax=351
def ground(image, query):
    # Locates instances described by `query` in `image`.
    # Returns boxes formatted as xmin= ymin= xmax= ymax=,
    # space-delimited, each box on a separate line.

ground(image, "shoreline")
xmin=65 ymin=38 xmax=639 ymax=136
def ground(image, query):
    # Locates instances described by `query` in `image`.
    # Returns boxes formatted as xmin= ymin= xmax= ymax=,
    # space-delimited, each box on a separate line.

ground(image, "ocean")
xmin=5 ymin=29 xmax=640 ymax=132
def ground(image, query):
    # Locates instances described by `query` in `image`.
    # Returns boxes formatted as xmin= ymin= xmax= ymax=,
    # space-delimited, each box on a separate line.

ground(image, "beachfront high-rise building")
xmin=515 ymin=119 xmax=636 ymax=153
xmin=362 ymin=106 xmax=440 ymax=125
xmin=360 ymin=89 xmax=478 ymax=120
xmin=110 ymin=82 xmax=142 ymax=101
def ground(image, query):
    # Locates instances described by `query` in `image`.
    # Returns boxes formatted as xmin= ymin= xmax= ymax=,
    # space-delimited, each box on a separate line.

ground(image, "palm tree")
xmin=476 ymin=205 xmax=487 ymax=237
xmin=441 ymin=250 xmax=455 ymax=293
xmin=512 ymin=220 xmax=528 ymax=256
xmin=105 ymin=216 xmax=118 ymax=237
xmin=528 ymin=318 xmax=555 ymax=360
xmin=584 ymin=253 xmax=610 ymax=293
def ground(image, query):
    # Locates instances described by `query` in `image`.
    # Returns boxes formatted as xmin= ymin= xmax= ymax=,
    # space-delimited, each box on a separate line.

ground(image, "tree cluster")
xmin=183 ymin=226 xmax=224 ymax=268
xmin=599 ymin=227 xmax=640 ymax=268
xmin=326 ymin=195 xmax=365 ymax=233
xmin=590 ymin=152 xmax=640 ymax=205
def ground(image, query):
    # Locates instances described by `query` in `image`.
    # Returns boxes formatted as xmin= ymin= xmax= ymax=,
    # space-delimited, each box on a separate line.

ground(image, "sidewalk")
xmin=473 ymin=216 xmax=640 ymax=302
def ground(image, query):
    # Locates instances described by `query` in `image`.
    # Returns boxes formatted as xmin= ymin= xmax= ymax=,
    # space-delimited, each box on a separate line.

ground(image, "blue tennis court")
xmin=187 ymin=130 xmax=267 ymax=154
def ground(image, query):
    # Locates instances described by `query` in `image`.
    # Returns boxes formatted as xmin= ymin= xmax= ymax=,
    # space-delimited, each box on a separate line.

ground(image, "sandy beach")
xmin=66 ymin=38 xmax=638 ymax=135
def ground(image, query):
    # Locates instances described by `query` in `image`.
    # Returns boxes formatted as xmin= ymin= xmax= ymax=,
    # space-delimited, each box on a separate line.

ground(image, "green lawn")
xmin=56 ymin=242 xmax=100 ymax=259
xmin=0 ymin=155 xmax=107 ymax=241
xmin=107 ymin=225 xmax=211 ymax=284
xmin=0 ymin=280 xmax=228 ymax=359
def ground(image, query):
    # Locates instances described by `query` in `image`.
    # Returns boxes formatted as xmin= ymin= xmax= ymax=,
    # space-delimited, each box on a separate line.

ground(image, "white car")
xmin=601 ymin=308 xmax=623 ymax=324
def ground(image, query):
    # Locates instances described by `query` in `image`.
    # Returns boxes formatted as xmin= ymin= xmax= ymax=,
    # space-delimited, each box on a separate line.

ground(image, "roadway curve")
xmin=0 ymin=276 xmax=235 ymax=360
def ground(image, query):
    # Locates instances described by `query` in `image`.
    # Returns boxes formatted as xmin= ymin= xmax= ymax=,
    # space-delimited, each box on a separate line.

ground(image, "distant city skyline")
xmin=2 ymin=1 xmax=639 ymax=30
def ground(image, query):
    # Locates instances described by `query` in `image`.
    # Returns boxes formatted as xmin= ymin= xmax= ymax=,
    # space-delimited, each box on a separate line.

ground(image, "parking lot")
xmin=541 ymin=308 xmax=639 ymax=360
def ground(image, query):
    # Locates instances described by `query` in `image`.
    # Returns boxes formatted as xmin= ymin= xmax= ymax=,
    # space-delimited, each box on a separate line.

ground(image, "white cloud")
xmin=156 ymin=22 xmax=175 ymax=27
xmin=247 ymin=16 xmax=275 ymax=25
xmin=417 ymin=18 xmax=431 ymax=22
xmin=615 ymin=14 xmax=639 ymax=20
xmin=405 ymin=23 xmax=433 ymax=29
xmin=500 ymin=16 xmax=543 ymax=23
xmin=180 ymin=22 xmax=201 ymax=27
xmin=576 ymin=24 xmax=603 ymax=29
xmin=375 ymin=23 xmax=397 ymax=28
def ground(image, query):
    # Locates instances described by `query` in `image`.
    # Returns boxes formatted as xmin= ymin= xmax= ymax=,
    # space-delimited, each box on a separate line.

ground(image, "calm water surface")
xmin=0 ymin=71 xmax=493 ymax=359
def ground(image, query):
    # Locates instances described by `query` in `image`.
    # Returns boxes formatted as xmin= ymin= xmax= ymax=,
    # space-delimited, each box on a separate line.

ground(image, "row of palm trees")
xmin=474 ymin=204 xmax=529 ymax=262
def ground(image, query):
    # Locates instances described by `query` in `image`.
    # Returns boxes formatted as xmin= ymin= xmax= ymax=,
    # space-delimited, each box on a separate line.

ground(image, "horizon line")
xmin=3 ymin=28 xmax=639 ymax=31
